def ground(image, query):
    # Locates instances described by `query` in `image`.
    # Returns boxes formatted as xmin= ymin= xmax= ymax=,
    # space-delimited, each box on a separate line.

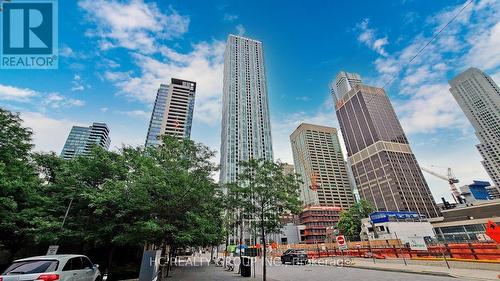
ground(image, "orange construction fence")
xmin=277 ymin=241 xmax=500 ymax=261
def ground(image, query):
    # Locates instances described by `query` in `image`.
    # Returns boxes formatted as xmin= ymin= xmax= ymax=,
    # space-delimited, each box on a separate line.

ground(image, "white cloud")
xmin=59 ymin=46 xmax=75 ymax=58
xmin=396 ymin=83 xmax=468 ymax=134
xmin=105 ymin=41 xmax=225 ymax=126
xmin=43 ymin=93 xmax=85 ymax=109
xmin=0 ymin=84 xmax=38 ymax=102
xmin=79 ymin=0 xmax=224 ymax=130
xmin=120 ymin=110 xmax=150 ymax=119
xmin=236 ymin=24 xmax=246 ymax=36
xmin=71 ymin=85 xmax=85 ymax=92
xmin=20 ymin=112 xmax=83 ymax=153
xmin=464 ymin=21 xmax=500 ymax=70
xmin=356 ymin=19 xmax=389 ymax=57
xmin=366 ymin=0 xmax=500 ymax=135
xmin=271 ymin=98 xmax=341 ymax=163
xmin=101 ymin=58 xmax=120 ymax=68
xmin=0 ymin=83 xmax=85 ymax=110
xmin=223 ymin=13 xmax=238 ymax=22
xmin=295 ymin=96 xmax=310 ymax=102
xmin=78 ymin=0 xmax=190 ymax=53
xmin=71 ymin=74 xmax=86 ymax=91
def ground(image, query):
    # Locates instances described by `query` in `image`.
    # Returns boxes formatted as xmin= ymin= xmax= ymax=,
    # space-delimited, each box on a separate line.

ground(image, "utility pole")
xmin=61 ymin=196 xmax=74 ymax=228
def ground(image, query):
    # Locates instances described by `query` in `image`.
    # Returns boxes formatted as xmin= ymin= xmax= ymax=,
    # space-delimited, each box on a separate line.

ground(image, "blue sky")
xmin=1 ymin=0 xmax=499 ymax=202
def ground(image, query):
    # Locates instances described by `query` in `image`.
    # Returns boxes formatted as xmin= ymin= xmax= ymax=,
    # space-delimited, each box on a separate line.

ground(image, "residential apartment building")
xmin=219 ymin=35 xmax=274 ymax=184
xmin=61 ymin=122 xmax=110 ymax=159
xmin=145 ymin=78 xmax=196 ymax=147
xmin=290 ymin=123 xmax=355 ymax=209
xmin=449 ymin=68 xmax=500 ymax=188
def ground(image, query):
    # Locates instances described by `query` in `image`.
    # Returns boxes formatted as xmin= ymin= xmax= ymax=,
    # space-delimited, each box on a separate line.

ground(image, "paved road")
xmin=169 ymin=260 xmax=470 ymax=281
xmin=256 ymin=263 xmax=467 ymax=281
xmin=168 ymin=263 xmax=253 ymax=281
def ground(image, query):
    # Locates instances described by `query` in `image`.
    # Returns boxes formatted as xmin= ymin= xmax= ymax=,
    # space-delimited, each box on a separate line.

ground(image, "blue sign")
xmin=1 ymin=0 xmax=58 ymax=69
xmin=369 ymin=211 xmax=423 ymax=223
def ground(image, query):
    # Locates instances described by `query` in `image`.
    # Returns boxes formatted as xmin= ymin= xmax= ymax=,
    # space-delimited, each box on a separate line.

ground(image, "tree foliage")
xmin=0 ymin=108 xmax=40 ymax=255
xmin=0 ymin=108 xmax=225 ymax=266
xmin=337 ymin=200 xmax=374 ymax=239
xmin=235 ymin=159 xmax=302 ymax=281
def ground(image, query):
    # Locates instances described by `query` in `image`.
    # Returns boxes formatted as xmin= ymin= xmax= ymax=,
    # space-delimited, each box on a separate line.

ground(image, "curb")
xmin=349 ymin=264 xmax=453 ymax=278
xmin=349 ymin=264 xmax=499 ymax=281
xmin=411 ymin=257 xmax=500 ymax=264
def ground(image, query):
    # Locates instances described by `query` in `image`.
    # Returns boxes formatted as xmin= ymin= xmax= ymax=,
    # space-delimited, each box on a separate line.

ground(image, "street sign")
xmin=46 ymin=245 xmax=59 ymax=255
xmin=336 ymin=235 xmax=348 ymax=251
xmin=408 ymin=236 xmax=428 ymax=251
xmin=138 ymin=250 xmax=161 ymax=281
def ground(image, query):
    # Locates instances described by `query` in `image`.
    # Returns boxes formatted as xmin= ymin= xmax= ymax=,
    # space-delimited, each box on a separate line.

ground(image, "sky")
xmin=1 ymin=0 xmax=499 ymax=203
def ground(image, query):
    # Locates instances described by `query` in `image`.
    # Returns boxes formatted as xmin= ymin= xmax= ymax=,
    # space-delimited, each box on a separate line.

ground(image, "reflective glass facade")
xmin=145 ymin=78 xmax=196 ymax=147
xmin=61 ymin=123 xmax=110 ymax=159
xmin=145 ymin=84 xmax=169 ymax=147
xmin=220 ymin=35 xmax=273 ymax=184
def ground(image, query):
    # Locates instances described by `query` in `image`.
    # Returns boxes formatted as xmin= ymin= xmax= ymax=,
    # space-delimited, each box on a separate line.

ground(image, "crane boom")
xmin=420 ymin=166 xmax=449 ymax=181
xmin=421 ymin=165 xmax=461 ymax=203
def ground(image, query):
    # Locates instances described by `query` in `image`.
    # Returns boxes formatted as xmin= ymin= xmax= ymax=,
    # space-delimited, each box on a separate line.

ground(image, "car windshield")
xmin=2 ymin=260 xmax=59 ymax=275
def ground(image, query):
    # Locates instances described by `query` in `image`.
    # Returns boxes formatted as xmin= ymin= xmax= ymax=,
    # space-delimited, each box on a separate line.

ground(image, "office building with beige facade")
xmin=290 ymin=123 xmax=355 ymax=209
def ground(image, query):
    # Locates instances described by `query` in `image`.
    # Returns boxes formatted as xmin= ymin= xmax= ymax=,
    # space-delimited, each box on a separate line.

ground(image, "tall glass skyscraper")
xmin=61 ymin=123 xmax=111 ymax=159
xmin=449 ymin=68 xmax=500 ymax=189
xmin=330 ymin=71 xmax=362 ymax=103
xmin=332 ymin=72 xmax=440 ymax=218
xmin=145 ymin=78 xmax=196 ymax=147
xmin=220 ymin=35 xmax=273 ymax=184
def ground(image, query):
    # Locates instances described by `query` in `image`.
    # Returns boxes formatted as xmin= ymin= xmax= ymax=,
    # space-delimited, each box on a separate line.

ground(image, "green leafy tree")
xmin=0 ymin=108 xmax=41 ymax=259
xmin=1 ymin=109 xmax=225 ymax=275
xmin=237 ymin=159 xmax=302 ymax=281
xmin=219 ymin=182 xmax=242 ymax=268
xmin=337 ymin=200 xmax=374 ymax=239
xmin=31 ymin=147 xmax=130 ymax=270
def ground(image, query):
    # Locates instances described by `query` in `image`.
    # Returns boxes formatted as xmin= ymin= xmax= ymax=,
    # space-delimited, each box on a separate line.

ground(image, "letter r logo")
xmin=2 ymin=2 xmax=53 ymax=54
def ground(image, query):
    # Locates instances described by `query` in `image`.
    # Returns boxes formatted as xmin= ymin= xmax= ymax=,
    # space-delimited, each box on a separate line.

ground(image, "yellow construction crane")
xmin=421 ymin=165 xmax=461 ymax=203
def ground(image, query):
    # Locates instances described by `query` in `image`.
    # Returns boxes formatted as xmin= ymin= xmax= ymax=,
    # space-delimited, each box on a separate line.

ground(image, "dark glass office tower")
xmin=332 ymin=72 xmax=440 ymax=218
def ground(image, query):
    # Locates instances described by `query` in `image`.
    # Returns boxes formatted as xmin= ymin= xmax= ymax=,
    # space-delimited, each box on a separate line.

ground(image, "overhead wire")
xmin=362 ymin=0 xmax=474 ymax=106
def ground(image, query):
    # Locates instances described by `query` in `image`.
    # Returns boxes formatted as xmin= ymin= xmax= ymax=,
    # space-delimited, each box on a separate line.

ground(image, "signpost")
xmin=336 ymin=235 xmax=348 ymax=265
xmin=408 ymin=235 xmax=428 ymax=251
xmin=336 ymin=235 xmax=348 ymax=251
xmin=46 ymin=245 xmax=59 ymax=255
xmin=138 ymin=250 xmax=161 ymax=281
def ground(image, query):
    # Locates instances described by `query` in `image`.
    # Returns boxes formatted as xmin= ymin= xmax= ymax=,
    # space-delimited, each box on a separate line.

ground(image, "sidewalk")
xmin=323 ymin=258 xmax=500 ymax=280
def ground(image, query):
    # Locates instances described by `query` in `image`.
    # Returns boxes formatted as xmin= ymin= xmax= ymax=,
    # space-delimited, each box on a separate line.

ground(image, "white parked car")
xmin=1 ymin=255 xmax=101 ymax=281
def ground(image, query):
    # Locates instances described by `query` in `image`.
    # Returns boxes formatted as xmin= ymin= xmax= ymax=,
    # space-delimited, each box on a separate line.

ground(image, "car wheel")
xmin=281 ymin=258 xmax=285 ymax=264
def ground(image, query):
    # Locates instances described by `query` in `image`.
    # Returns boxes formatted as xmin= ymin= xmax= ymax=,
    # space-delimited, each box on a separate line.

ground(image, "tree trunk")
xmin=165 ymin=246 xmax=173 ymax=278
xmin=107 ymin=246 xmax=115 ymax=274
xmin=224 ymin=232 xmax=229 ymax=268
xmin=238 ymin=214 xmax=243 ymax=274
xmin=261 ymin=209 xmax=266 ymax=281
